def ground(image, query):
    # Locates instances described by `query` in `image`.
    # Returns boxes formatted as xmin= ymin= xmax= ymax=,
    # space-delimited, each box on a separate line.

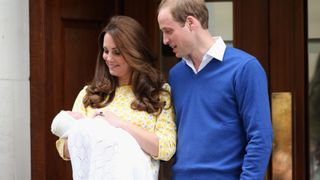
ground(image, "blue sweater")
xmin=169 ymin=47 xmax=273 ymax=180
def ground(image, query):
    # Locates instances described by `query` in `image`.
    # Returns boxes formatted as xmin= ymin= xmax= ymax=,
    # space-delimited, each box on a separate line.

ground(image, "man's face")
xmin=158 ymin=7 xmax=191 ymax=58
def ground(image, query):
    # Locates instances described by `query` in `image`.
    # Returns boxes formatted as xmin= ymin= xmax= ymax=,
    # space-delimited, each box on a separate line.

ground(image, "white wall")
xmin=0 ymin=0 xmax=30 ymax=179
xmin=308 ymin=0 xmax=320 ymax=82
xmin=206 ymin=2 xmax=233 ymax=42
xmin=308 ymin=0 xmax=320 ymax=39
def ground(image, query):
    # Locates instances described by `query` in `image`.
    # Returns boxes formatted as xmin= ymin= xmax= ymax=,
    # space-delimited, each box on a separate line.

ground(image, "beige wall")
xmin=0 ymin=0 xmax=30 ymax=179
xmin=206 ymin=2 xmax=233 ymax=42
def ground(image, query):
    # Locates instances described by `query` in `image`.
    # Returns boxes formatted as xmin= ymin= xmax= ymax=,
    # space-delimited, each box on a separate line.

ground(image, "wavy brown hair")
xmin=83 ymin=16 xmax=170 ymax=114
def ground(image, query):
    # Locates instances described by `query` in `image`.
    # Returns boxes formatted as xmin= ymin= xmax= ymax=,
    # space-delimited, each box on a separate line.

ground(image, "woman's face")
xmin=102 ymin=33 xmax=132 ymax=85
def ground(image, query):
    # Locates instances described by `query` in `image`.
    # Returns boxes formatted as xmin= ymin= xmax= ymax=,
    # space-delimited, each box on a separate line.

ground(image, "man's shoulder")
xmin=169 ymin=59 xmax=185 ymax=74
xmin=168 ymin=60 xmax=188 ymax=84
xmin=225 ymin=46 xmax=256 ymax=60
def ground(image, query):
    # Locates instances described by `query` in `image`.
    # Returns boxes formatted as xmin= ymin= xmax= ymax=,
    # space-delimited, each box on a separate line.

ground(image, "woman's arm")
xmin=55 ymin=87 xmax=88 ymax=161
xmin=101 ymin=110 xmax=160 ymax=157
xmin=101 ymin=83 xmax=176 ymax=160
xmin=56 ymin=138 xmax=70 ymax=160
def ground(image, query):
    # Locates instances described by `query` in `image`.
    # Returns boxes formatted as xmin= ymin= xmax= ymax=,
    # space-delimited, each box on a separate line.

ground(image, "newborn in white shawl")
xmin=51 ymin=111 xmax=158 ymax=180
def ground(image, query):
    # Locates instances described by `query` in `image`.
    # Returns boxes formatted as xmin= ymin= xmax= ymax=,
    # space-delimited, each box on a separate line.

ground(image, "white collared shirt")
xmin=182 ymin=36 xmax=226 ymax=74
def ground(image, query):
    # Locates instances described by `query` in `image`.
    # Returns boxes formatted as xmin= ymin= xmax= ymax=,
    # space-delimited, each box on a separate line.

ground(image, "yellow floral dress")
xmin=56 ymin=83 xmax=176 ymax=162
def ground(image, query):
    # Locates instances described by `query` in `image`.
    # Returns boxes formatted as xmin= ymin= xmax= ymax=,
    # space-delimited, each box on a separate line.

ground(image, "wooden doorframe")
xmin=29 ymin=0 xmax=49 ymax=179
xmin=268 ymin=0 xmax=308 ymax=178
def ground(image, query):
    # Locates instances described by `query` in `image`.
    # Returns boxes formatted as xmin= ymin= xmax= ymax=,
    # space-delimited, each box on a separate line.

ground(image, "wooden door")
xmin=30 ymin=0 xmax=166 ymax=179
xmin=30 ymin=0 xmax=118 ymax=179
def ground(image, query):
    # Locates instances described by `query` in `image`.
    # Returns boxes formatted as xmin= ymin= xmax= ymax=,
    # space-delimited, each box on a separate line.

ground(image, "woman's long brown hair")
xmin=83 ymin=16 xmax=170 ymax=114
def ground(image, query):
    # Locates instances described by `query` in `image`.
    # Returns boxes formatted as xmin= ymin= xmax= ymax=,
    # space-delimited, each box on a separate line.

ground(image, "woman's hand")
xmin=101 ymin=110 xmax=126 ymax=128
xmin=91 ymin=110 xmax=104 ymax=118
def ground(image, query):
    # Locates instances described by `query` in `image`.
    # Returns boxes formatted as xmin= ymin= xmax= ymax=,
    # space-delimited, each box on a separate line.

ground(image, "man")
xmin=157 ymin=0 xmax=273 ymax=179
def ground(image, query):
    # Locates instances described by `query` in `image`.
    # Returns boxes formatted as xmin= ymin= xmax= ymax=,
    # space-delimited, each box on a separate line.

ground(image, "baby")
xmin=51 ymin=110 xmax=157 ymax=180
xmin=51 ymin=110 xmax=83 ymax=138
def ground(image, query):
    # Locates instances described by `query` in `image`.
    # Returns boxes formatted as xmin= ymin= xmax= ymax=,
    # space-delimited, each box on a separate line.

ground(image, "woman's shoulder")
xmin=161 ymin=83 xmax=171 ymax=92
xmin=73 ymin=85 xmax=89 ymax=100
xmin=160 ymin=83 xmax=172 ymax=107
xmin=79 ymin=85 xmax=88 ymax=94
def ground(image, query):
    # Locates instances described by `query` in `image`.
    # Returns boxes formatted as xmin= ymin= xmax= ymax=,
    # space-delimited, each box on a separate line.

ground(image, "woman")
xmin=55 ymin=15 xmax=176 ymax=180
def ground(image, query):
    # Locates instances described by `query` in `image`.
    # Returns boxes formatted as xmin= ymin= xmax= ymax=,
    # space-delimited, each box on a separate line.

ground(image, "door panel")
xmin=122 ymin=0 xmax=161 ymax=68
xmin=62 ymin=20 xmax=101 ymax=109
xmin=233 ymin=0 xmax=269 ymax=73
xmin=269 ymin=0 xmax=307 ymax=179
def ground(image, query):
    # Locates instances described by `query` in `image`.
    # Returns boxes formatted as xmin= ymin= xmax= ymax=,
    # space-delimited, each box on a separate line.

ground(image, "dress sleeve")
xmin=153 ymin=83 xmax=176 ymax=161
xmin=56 ymin=138 xmax=70 ymax=160
xmin=72 ymin=86 xmax=88 ymax=116
xmin=56 ymin=86 xmax=88 ymax=160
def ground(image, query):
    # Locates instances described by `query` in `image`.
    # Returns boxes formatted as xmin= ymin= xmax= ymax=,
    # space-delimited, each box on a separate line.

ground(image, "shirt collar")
xmin=182 ymin=36 xmax=226 ymax=73
xmin=206 ymin=36 xmax=226 ymax=61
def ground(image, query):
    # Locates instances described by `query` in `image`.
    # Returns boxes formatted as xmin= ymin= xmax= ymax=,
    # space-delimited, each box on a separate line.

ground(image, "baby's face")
xmin=66 ymin=111 xmax=84 ymax=120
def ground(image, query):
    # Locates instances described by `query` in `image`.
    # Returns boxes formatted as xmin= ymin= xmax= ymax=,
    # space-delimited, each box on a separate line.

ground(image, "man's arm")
xmin=235 ymin=59 xmax=273 ymax=179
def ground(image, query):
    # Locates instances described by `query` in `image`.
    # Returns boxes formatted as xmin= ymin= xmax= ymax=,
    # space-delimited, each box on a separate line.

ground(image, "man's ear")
xmin=186 ymin=16 xmax=197 ymax=31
